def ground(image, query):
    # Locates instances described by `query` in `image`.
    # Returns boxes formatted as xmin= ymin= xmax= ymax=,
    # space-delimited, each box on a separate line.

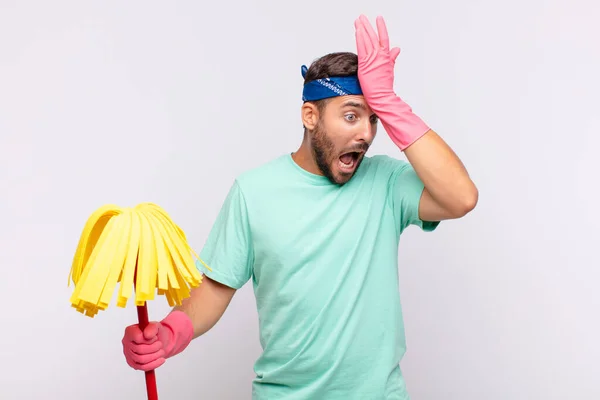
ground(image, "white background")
xmin=1 ymin=0 xmax=598 ymax=399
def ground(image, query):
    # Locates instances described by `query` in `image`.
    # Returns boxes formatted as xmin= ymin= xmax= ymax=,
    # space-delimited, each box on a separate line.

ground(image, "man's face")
xmin=310 ymin=95 xmax=378 ymax=185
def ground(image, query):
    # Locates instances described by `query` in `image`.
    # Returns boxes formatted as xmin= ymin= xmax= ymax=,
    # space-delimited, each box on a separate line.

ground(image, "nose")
xmin=356 ymin=119 xmax=376 ymax=143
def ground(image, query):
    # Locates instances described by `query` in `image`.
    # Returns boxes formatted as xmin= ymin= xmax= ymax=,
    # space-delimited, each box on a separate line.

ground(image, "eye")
xmin=370 ymin=115 xmax=379 ymax=124
xmin=344 ymin=113 xmax=357 ymax=122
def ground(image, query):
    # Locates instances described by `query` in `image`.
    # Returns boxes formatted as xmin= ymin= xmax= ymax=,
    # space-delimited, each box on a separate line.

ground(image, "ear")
xmin=301 ymin=102 xmax=319 ymax=130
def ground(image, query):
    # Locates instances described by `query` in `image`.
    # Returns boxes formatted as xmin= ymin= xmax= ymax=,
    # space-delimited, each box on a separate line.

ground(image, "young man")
xmin=121 ymin=15 xmax=478 ymax=399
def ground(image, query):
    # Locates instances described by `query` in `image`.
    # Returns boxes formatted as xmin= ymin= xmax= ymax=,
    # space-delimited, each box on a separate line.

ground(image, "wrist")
xmin=373 ymin=94 xmax=430 ymax=151
xmin=160 ymin=310 xmax=194 ymax=359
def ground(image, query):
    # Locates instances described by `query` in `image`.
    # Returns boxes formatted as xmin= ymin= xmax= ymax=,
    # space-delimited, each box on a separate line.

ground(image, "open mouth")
xmin=338 ymin=151 xmax=362 ymax=172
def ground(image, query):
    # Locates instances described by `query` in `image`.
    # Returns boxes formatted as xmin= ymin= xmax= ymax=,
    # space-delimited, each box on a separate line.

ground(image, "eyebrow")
xmin=340 ymin=100 xmax=367 ymax=110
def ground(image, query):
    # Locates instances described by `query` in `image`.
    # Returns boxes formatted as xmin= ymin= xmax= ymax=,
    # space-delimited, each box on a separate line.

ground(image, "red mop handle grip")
xmin=137 ymin=303 xmax=159 ymax=400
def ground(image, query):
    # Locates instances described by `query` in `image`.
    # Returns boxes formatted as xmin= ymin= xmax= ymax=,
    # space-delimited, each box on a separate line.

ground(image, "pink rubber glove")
xmin=122 ymin=310 xmax=194 ymax=371
xmin=354 ymin=15 xmax=430 ymax=151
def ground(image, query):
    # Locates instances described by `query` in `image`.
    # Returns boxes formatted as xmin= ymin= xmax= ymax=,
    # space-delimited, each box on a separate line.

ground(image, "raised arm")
xmin=355 ymin=15 xmax=478 ymax=223
xmin=404 ymin=129 xmax=478 ymax=221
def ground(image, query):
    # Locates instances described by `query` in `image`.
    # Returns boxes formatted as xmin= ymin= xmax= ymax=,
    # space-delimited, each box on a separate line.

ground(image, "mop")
xmin=68 ymin=202 xmax=210 ymax=399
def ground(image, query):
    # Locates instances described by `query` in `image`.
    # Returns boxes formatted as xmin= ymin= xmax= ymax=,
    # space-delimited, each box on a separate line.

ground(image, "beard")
xmin=310 ymin=120 xmax=367 ymax=185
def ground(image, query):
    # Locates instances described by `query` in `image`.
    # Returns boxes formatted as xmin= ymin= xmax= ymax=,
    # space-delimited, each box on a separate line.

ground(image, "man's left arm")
xmin=403 ymin=129 xmax=478 ymax=221
xmin=354 ymin=14 xmax=478 ymax=222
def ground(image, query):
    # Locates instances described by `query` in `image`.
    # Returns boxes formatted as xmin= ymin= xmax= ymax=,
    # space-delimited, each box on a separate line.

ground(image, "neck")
xmin=292 ymin=135 xmax=323 ymax=176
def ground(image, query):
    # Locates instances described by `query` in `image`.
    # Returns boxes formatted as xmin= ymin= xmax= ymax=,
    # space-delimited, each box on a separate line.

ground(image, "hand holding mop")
xmin=68 ymin=203 xmax=211 ymax=400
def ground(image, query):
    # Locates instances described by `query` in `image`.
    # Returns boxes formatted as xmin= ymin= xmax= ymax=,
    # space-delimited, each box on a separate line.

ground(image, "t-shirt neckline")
xmin=285 ymin=153 xmax=332 ymax=186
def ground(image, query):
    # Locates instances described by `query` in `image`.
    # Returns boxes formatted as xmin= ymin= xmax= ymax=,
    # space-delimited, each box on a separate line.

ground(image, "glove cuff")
xmin=374 ymin=94 xmax=430 ymax=151
xmin=160 ymin=310 xmax=194 ymax=359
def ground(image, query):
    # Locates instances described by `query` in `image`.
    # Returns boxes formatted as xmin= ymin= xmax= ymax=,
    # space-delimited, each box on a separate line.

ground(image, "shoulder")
xmin=235 ymin=154 xmax=287 ymax=185
xmin=361 ymin=154 xmax=413 ymax=178
xmin=225 ymin=154 xmax=290 ymax=202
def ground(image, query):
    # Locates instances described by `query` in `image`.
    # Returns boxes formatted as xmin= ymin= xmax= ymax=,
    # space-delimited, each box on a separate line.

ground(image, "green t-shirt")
xmin=197 ymin=153 xmax=439 ymax=399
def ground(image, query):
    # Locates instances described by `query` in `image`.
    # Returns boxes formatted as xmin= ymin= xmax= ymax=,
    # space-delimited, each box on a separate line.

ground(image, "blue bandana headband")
xmin=301 ymin=64 xmax=363 ymax=102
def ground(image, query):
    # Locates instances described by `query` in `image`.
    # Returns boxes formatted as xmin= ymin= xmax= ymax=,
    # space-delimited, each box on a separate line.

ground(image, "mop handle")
xmin=137 ymin=303 xmax=159 ymax=400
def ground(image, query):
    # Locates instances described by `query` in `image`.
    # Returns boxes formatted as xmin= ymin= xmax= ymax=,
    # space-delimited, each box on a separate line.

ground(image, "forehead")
xmin=327 ymin=95 xmax=372 ymax=113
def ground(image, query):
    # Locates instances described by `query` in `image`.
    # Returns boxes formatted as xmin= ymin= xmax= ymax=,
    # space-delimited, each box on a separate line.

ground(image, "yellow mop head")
xmin=68 ymin=202 xmax=210 ymax=317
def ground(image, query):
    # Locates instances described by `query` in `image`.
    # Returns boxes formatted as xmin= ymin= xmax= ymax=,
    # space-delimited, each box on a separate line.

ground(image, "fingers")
xmin=127 ymin=338 xmax=165 ymax=356
xmin=354 ymin=23 xmax=370 ymax=57
xmin=143 ymin=322 xmax=160 ymax=341
xmin=358 ymin=15 xmax=379 ymax=49
xmin=122 ymin=323 xmax=166 ymax=371
xmin=125 ymin=348 xmax=166 ymax=371
xmin=355 ymin=14 xmax=397 ymax=57
xmin=390 ymin=47 xmax=401 ymax=62
xmin=376 ymin=16 xmax=389 ymax=51
xmin=123 ymin=323 xmax=158 ymax=344
xmin=135 ymin=357 xmax=166 ymax=372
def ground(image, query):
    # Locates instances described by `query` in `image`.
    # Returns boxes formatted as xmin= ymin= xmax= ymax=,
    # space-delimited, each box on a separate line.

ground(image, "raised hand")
xmin=354 ymin=14 xmax=401 ymax=100
xmin=354 ymin=14 xmax=430 ymax=151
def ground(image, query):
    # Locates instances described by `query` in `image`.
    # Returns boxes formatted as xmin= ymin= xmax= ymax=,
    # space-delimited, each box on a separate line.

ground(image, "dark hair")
xmin=303 ymin=52 xmax=358 ymax=84
xmin=303 ymin=52 xmax=358 ymax=114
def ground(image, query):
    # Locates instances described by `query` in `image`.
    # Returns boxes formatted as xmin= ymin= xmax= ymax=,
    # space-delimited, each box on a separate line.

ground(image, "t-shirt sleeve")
xmin=389 ymin=159 xmax=440 ymax=234
xmin=196 ymin=179 xmax=254 ymax=290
